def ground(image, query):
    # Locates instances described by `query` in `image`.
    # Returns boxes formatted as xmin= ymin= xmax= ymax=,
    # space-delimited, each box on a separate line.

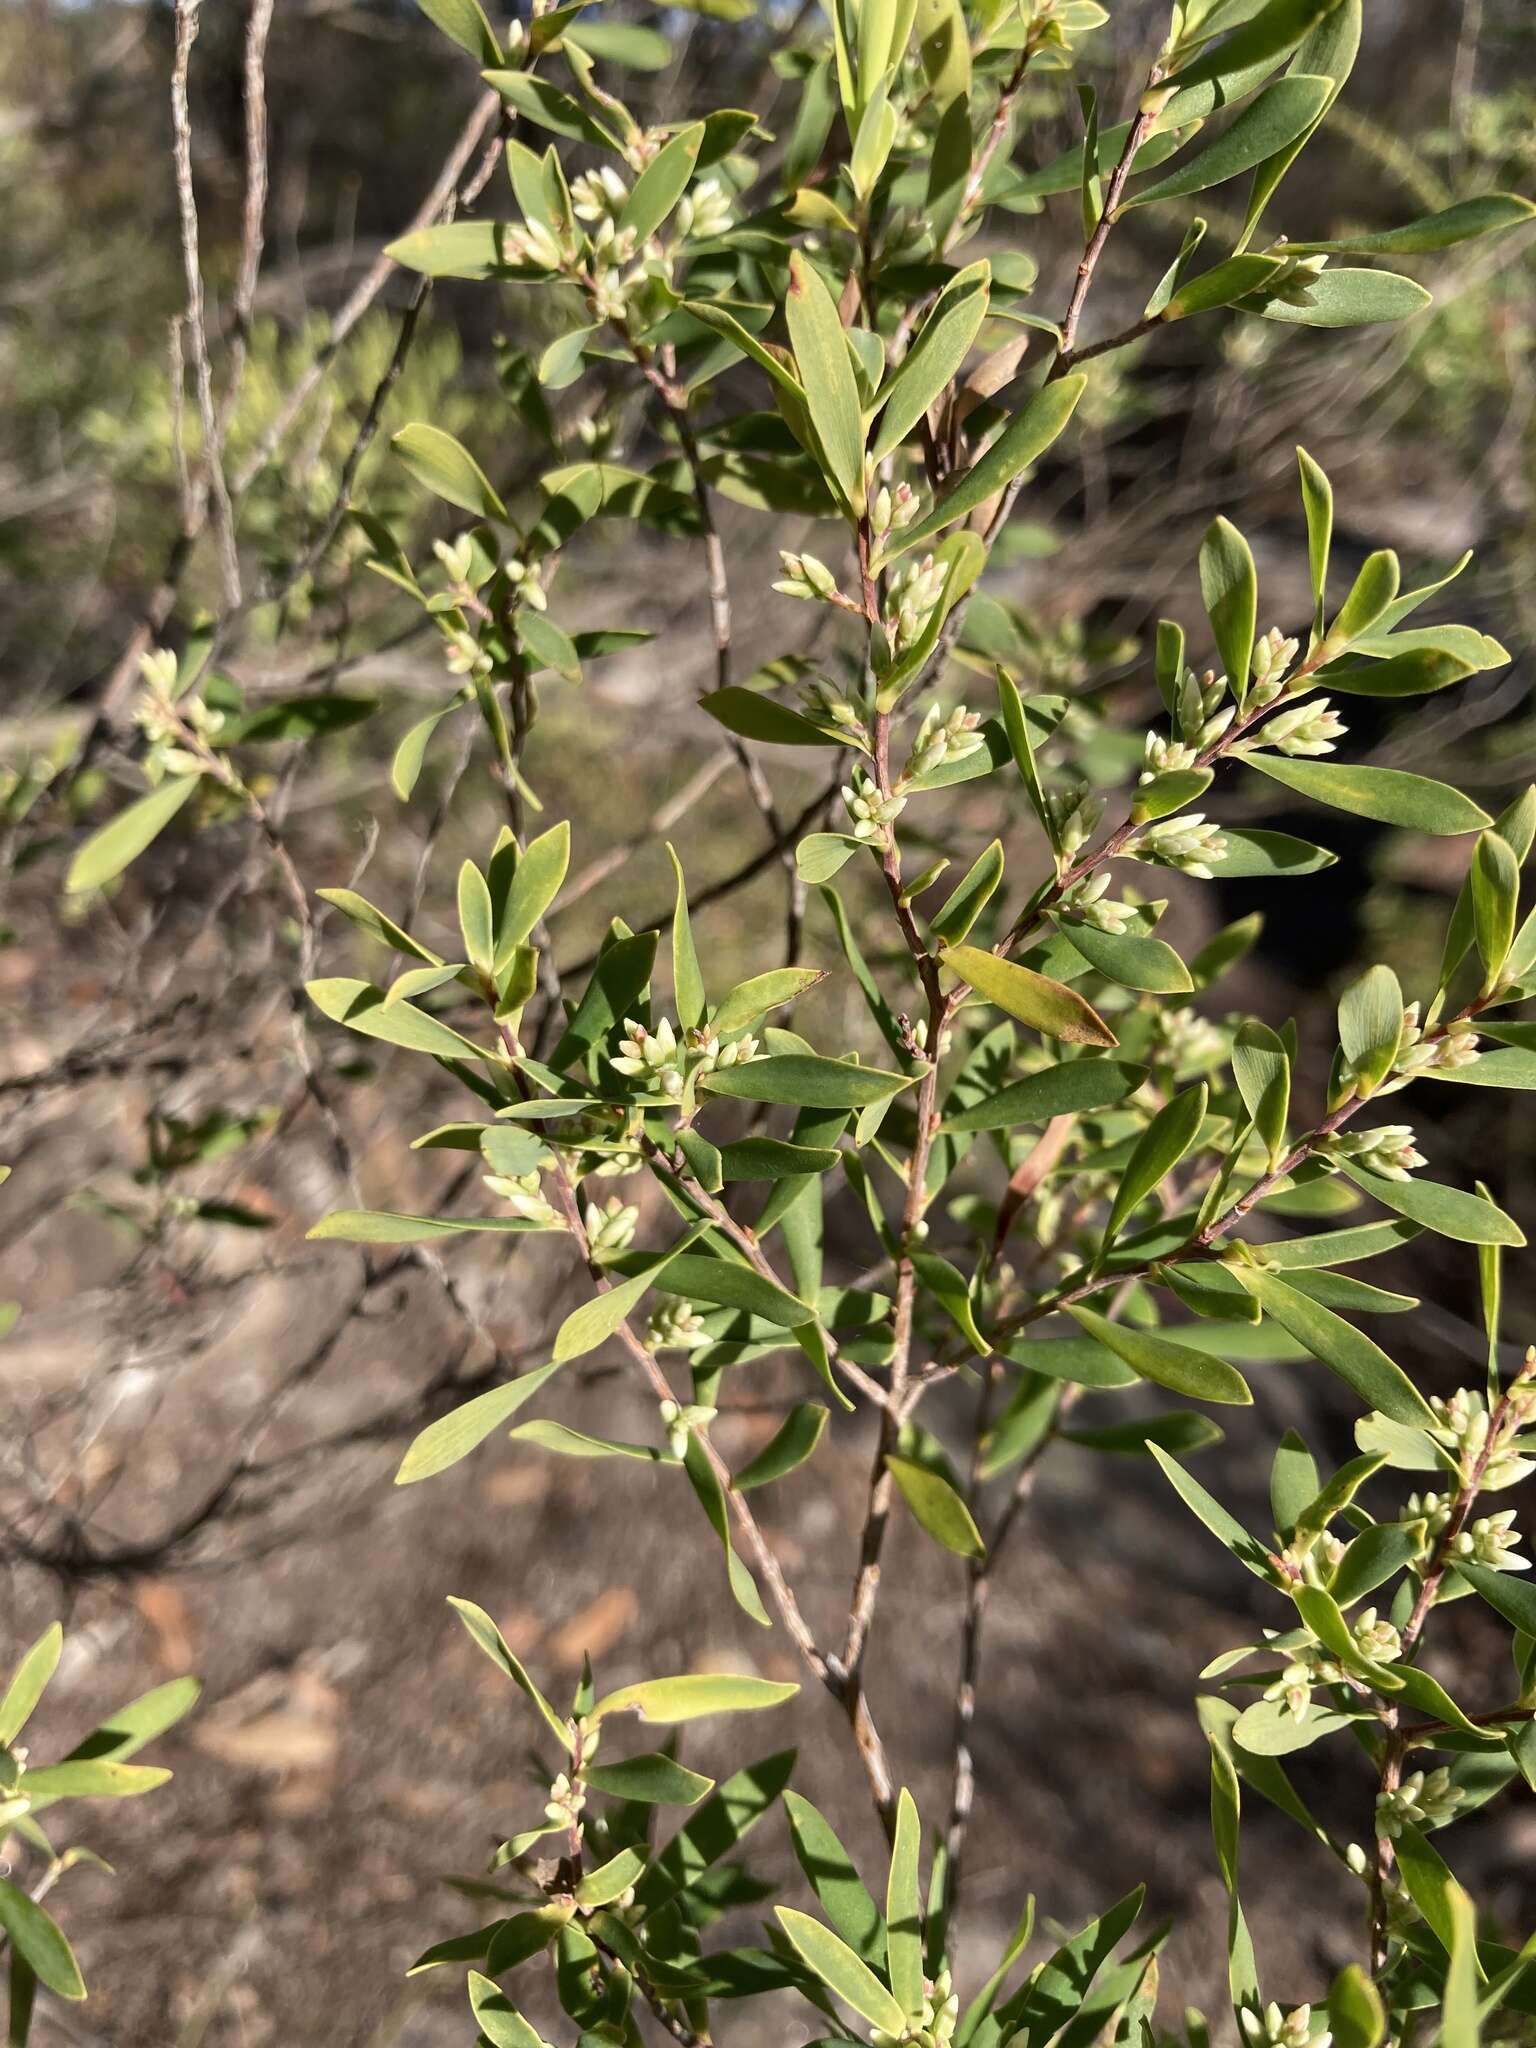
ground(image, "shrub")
xmin=27 ymin=0 xmax=1536 ymax=2040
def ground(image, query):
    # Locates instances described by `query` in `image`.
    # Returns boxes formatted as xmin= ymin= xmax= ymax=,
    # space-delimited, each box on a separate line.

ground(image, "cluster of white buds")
xmin=688 ymin=1025 xmax=760 ymax=1075
xmin=1240 ymin=2003 xmax=1330 ymax=2048
xmin=1250 ymin=626 xmax=1301 ymax=696
xmin=1134 ymin=813 xmax=1228 ymax=878
xmin=646 ymin=1299 xmax=708 ymax=1352
xmin=444 ymin=625 xmax=493 ymax=680
xmin=589 ymin=253 xmax=647 ymax=323
xmin=843 ymin=767 xmax=906 ymax=844
xmin=1061 ymin=872 xmax=1134 ymax=935
xmin=885 ymin=553 xmax=947 ymax=652
xmin=1277 ymin=1529 xmax=1347 ymax=1584
xmin=909 ymin=1016 xmax=953 ymax=1059
xmin=902 ymin=703 xmax=983 ymax=782
xmin=584 ymin=1194 xmax=639 ymax=1255
xmin=611 ymin=1016 xmax=686 ymax=1096
xmin=1393 ymin=1004 xmax=1481 ymax=1077
xmin=485 ymin=1169 xmax=563 ymax=1227
xmin=658 ymin=1397 xmax=716 ymax=1460
xmin=1451 ymin=1509 xmax=1527 ymax=1572
xmin=1263 ymin=1647 xmax=1341 ymax=1724
xmin=1140 ymin=729 xmax=1200 ymax=778
xmin=134 ymin=647 xmax=221 ymax=779
xmin=673 ymin=176 xmax=734 ymax=242
xmin=1353 ymin=1606 xmax=1404 ymax=1663
xmin=1047 ymin=786 xmax=1102 ymax=860
xmin=774 ymin=550 xmax=842 ymax=603
xmin=432 ymin=536 xmax=484 ymax=603
xmin=1429 ymin=1387 xmax=1535 ymax=1490
xmin=1327 ymin=1124 xmax=1425 ymax=1180
xmin=869 ymin=1966 xmax=959 ymax=2048
xmin=545 ymin=1768 xmax=586 ymax=1830
xmin=503 ymin=219 xmax=569 ymax=272
xmin=1376 ymin=1766 xmax=1464 ymax=1838
xmin=1153 ymin=1005 xmax=1228 ymax=1071
xmin=800 ymin=679 xmax=867 ymax=738
xmin=1246 ymin=696 xmax=1347 ymax=758
xmin=1175 ymin=666 xmax=1232 ymax=746
xmin=589 ymin=1142 xmax=644 ymax=1180
xmin=1402 ymin=1489 xmax=1454 ymax=1543
xmin=572 ymin=166 xmax=628 ymax=223
xmin=870 ymin=480 xmax=919 ymax=538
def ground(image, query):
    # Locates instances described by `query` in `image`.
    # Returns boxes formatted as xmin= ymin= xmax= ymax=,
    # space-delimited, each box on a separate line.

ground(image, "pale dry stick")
xmin=214 ymin=0 xmax=277 ymax=448
xmin=170 ymin=0 xmax=241 ymax=610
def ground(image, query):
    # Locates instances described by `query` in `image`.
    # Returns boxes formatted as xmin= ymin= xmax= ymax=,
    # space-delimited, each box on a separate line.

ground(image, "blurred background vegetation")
xmin=1 ymin=1 xmax=1535 ymax=2040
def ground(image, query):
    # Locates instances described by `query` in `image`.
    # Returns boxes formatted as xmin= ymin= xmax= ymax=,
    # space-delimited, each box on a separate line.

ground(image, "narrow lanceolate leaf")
xmin=499 ymin=819 xmax=570 ymax=956
xmin=713 ymin=968 xmax=826 ymax=1033
xmin=1232 ymin=1020 xmax=1290 ymax=1166
xmin=392 ymin=423 xmax=506 ymax=519
xmin=667 ymin=843 xmax=707 ymax=1030
xmin=1066 ymin=1305 xmax=1252 ymax=1406
xmin=306 ymin=978 xmax=487 ymax=1061
xmin=1228 ymin=1265 xmax=1433 ymax=1424
xmin=1297 ymin=446 xmax=1333 ymax=620
xmin=1199 ymin=516 xmax=1257 ymax=702
xmin=776 ymin=1909 xmax=906 ymax=2033
xmin=583 ymin=1754 xmax=715 ymax=1804
xmin=307 ymin=1210 xmax=547 ymax=1243
xmin=1103 ymin=1084 xmax=1207 ymax=1249
xmin=621 ymin=122 xmax=704 ymax=244
xmin=930 ymin=840 xmax=1004 ymax=946
xmin=1162 ymin=0 xmax=1343 ymax=91
xmin=734 ymin=1403 xmax=830 ymax=1491
xmin=872 ymin=261 xmax=990 ymax=462
xmin=0 ymin=1626 xmax=62 ymax=1745
xmin=886 ymin=1789 xmax=924 ymax=2018
xmin=941 ymin=1058 xmax=1147 ymax=1134
xmin=593 ymin=1674 xmax=800 ymax=1723
xmin=1284 ymin=193 xmax=1536 ymax=255
xmin=785 ymin=250 xmax=865 ymax=512
xmin=883 ymin=376 xmax=1087 ymax=561
xmin=467 ymin=1975 xmax=545 ymax=2048
xmin=66 ymin=774 xmax=201 ymax=894
xmin=1245 ymin=756 xmax=1491 ymax=834
xmin=552 ymin=1225 xmax=707 ymax=1362
xmin=1472 ymin=831 xmax=1519 ymax=989
xmin=0 ymin=1881 xmax=84 ymax=2001
xmin=395 ymin=1363 xmax=561 ymax=1484
xmin=1337 ymin=962 xmax=1402 ymax=1096
xmin=416 ymin=0 xmax=501 ymax=63
xmin=18 ymin=1760 xmax=171 ymax=1800
xmin=886 ymin=1456 xmax=986 ymax=1559
xmin=1055 ymin=917 xmax=1192 ymax=994
xmin=944 ymin=944 xmax=1117 ymax=1048
xmin=1149 ymin=1446 xmax=1276 ymax=1579
xmin=702 ymin=1053 xmax=912 ymax=1108
xmin=1337 ymin=1163 xmax=1524 ymax=1248
xmin=447 ymin=1597 xmax=570 ymax=1744
xmin=1253 ymin=269 xmax=1432 ymax=327
xmin=1128 ymin=76 xmax=1333 ymax=207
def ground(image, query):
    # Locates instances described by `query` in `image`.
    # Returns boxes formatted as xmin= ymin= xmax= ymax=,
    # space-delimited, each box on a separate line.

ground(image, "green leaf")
xmin=719 ymin=1138 xmax=841 ymax=1181
xmin=553 ymin=1227 xmax=708 ymax=1361
xmin=1162 ymin=253 xmax=1288 ymax=320
xmin=648 ymin=1253 xmax=811 ymax=1326
xmin=941 ymin=1058 xmax=1146 ymax=1133
xmin=447 ymin=1597 xmax=570 ymax=1744
xmin=912 ymin=1250 xmax=988 ymax=1355
xmin=702 ymin=1053 xmax=912 ymax=1109
xmin=1441 ymin=1878 xmax=1482 ymax=2048
xmin=797 ymin=832 xmax=862 ymax=882
xmin=392 ymin=423 xmax=505 ymax=519
xmin=415 ymin=0 xmax=500 ymax=62
xmin=511 ymin=1420 xmax=666 ymax=1460
xmin=775 ymin=1909 xmax=907 ymax=2034
xmin=499 ymin=820 xmax=570 ymax=958
xmin=1103 ymin=1084 xmax=1207 ymax=1249
xmin=1326 ymin=549 xmax=1400 ymax=650
xmin=1233 ymin=1020 xmax=1290 ymax=1167
xmin=484 ymin=69 xmax=618 ymax=146
xmin=395 ymin=1363 xmax=561 ymax=1483
xmin=930 ymin=840 xmax=1004 ymax=947
xmin=0 ymin=1626 xmax=61 ymax=1746
xmin=887 ymin=1789 xmax=924 ymax=2018
xmin=1150 ymin=1446 xmax=1276 ymax=1579
xmin=18 ymin=1760 xmax=171 ymax=1800
xmin=1323 ymin=648 xmax=1481 ymax=698
xmin=1232 ymin=1697 xmax=1362 ymax=1754
xmin=1456 ymin=1561 xmax=1536 ymax=1639
xmin=1252 ymin=267 xmax=1431 ymax=327
xmin=944 ymin=944 xmax=1117 ymax=1047
xmin=1129 ymin=76 xmax=1333 ymax=207
xmin=1337 ymin=1163 xmax=1524 ymax=1248
xmin=872 ymin=261 xmax=990 ymax=462
xmin=467 ymin=1975 xmax=545 ymax=2048
xmin=1245 ymin=756 xmax=1491 ymax=834
xmin=684 ymin=1432 xmax=770 ymax=1627
xmin=457 ymin=860 xmax=494 ymax=975
xmin=1063 ymin=1411 xmax=1224 ymax=1457
xmin=1199 ymin=516 xmax=1257 ymax=702
xmin=315 ymin=887 xmax=440 ymax=963
xmin=783 ymin=1789 xmax=886 ymax=1961
xmin=385 ymin=220 xmax=521 ymax=278
xmin=585 ymin=1754 xmax=714 ymax=1804
xmin=550 ymin=930 xmax=658 ymax=1066
xmin=564 ymin=17 xmax=675 ymax=66
xmin=735 ymin=1403 xmax=830 ymax=1490
xmin=575 ymin=1846 xmax=649 ymax=1908
xmin=0 ymin=1881 xmax=84 ymax=2001
xmin=1163 ymin=0 xmax=1343 ymax=89
xmin=305 ymin=978 xmax=487 ymax=1061
xmin=1473 ymin=832 xmax=1520 ymax=989
xmin=886 ymin=1455 xmax=985 ymax=1559
xmin=1055 ymin=917 xmax=1192 ymax=994
xmin=1228 ymin=1265 xmax=1433 ymax=1423
xmin=1338 ymin=962 xmax=1402 ymax=1097
xmin=1065 ymin=1305 xmax=1252 ymax=1406
xmin=593 ymin=1674 xmax=800 ymax=1723
xmin=65 ymin=774 xmax=201 ymax=894
xmin=883 ymin=377 xmax=1087 ymax=561
xmin=702 ymin=687 xmax=846 ymax=748
xmin=1297 ymin=445 xmax=1334 ymax=623
xmin=785 ymin=251 xmax=866 ymax=513
xmin=713 ymin=968 xmax=827 ymax=1034
xmin=667 ymin=843 xmax=706 ymax=1030
xmin=1205 ymin=828 xmax=1337 ymax=877
xmin=1284 ymin=193 xmax=1536 ymax=255
xmin=622 ymin=123 xmax=704 ymax=244
xmin=307 ymin=1209 xmax=545 ymax=1243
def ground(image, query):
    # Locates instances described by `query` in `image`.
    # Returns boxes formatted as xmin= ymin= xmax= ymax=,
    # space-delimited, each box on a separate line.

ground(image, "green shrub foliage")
xmin=34 ymin=0 xmax=1536 ymax=2040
